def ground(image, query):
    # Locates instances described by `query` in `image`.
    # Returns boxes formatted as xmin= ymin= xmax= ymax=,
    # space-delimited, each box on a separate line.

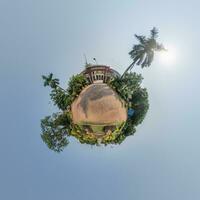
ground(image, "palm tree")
xmin=42 ymin=73 xmax=66 ymax=91
xmin=121 ymin=27 xmax=166 ymax=78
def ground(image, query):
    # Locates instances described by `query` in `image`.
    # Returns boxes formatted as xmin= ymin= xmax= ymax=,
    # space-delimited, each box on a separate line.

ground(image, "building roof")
xmin=81 ymin=64 xmax=120 ymax=76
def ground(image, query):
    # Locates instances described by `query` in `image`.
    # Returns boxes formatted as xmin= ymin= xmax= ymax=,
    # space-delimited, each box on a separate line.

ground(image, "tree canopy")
xmin=121 ymin=27 xmax=166 ymax=78
xmin=108 ymin=72 xmax=149 ymax=144
xmin=41 ymin=73 xmax=89 ymax=152
xmin=41 ymin=113 xmax=71 ymax=152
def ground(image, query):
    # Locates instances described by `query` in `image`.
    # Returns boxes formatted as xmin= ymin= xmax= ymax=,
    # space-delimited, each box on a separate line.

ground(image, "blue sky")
xmin=0 ymin=0 xmax=200 ymax=199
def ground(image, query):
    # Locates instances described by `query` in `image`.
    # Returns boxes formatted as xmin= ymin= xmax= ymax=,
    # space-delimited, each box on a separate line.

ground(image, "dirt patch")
xmin=71 ymin=83 xmax=127 ymax=125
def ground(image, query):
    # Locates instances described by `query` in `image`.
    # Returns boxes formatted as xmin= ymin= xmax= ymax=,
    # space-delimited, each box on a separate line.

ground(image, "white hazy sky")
xmin=0 ymin=0 xmax=200 ymax=200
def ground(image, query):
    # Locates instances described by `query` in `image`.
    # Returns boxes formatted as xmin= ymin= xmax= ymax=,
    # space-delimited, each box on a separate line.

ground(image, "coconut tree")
xmin=42 ymin=73 xmax=60 ymax=89
xmin=121 ymin=27 xmax=166 ymax=78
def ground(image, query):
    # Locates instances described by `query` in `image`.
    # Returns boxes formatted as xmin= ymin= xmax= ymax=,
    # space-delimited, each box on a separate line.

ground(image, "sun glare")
xmin=158 ymin=45 xmax=178 ymax=68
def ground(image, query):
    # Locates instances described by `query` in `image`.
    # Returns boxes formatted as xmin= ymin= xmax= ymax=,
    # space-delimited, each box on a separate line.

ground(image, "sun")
xmin=158 ymin=45 xmax=178 ymax=68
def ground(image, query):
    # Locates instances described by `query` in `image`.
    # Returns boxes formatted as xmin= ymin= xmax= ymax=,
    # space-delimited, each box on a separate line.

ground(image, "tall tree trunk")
xmin=56 ymin=85 xmax=66 ymax=92
xmin=121 ymin=61 xmax=135 ymax=79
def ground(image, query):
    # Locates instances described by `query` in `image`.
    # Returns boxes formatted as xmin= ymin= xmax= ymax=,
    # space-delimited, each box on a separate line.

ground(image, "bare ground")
xmin=71 ymin=83 xmax=127 ymax=125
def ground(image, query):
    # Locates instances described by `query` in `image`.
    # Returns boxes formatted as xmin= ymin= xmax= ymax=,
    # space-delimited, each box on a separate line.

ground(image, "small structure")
xmin=128 ymin=108 xmax=135 ymax=118
xmin=81 ymin=64 xmax=120 ymax=84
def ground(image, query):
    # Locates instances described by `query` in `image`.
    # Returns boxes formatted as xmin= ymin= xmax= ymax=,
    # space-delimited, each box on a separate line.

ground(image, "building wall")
xmin=81 ymin=65 xmax=120 ymax=84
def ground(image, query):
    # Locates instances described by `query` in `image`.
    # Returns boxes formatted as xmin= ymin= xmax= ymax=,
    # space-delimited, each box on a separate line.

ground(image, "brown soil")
xmin=71 ymin=83 xmax=127 ymax=125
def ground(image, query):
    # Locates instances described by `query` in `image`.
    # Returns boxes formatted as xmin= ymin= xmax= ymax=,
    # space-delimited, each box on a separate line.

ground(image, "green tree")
xmin=109 ymin=72 xmax=143 ymax=103
xmin=41 ymin=112 xmax=72 ymax=152
xmin=67 ymin=74 xmax=88 ymax=102
xmin=113 ymin=120 xmax=136 ymax=144
xmin=42 ymin=73 xmax=61 ymax=90
xmin=41 ymin=73 xmax=90 ymax=150
xmin=121 ymin=27 xmax=166 ymax=78
xmin=108 ymin=72 xmax=149 ymax=144
xmin=129 ymin=88 xmax=149 ymax=126
xmin=42 ymin=74 xmax=69 ymax=110
xmin=42 ymin=73 xmax=88 ymax=111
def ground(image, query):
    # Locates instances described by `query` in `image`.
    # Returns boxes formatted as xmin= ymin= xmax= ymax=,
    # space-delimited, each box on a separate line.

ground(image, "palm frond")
xmin=134 ymin=34 xmax=147 ymax=44
xmin=150 ymin=27 xmax=158 ymax=39
xmin=156 ymin=43 xmax=167 ymax=51
xmin=121 ymin=27 xmax=165 ymax=78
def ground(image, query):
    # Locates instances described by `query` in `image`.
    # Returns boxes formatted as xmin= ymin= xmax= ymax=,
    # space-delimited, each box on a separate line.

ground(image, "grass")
xmin=77 ymin=121 xmax=124 ymax=126
xmin=90 ymin=125 xmax=104 ymax=133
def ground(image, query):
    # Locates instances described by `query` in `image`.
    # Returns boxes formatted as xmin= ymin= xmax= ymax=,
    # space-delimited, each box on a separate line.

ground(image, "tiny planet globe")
xmin=71 ymin=83 xmax=127 ymax=137
xmin=41 ymin=27 xmax=161 ymax=150
xmin=41 ymin=63 xmax=149 ymax=150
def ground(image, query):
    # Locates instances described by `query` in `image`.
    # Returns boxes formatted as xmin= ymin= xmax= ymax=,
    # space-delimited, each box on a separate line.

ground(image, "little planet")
xmin=72 ymin=65 xmax=127 ymax=136
xmin=41 ymin=27 xmax=165 ymax=152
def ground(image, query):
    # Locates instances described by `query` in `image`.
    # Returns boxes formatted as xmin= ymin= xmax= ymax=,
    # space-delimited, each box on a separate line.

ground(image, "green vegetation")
xmin=40 ymin=112 xmax=72 ymax=152
xmin=41 ymin=71 xmax=149 ymax=151
xmin=109 ymin=72 xmax=143 ymax=103
xmin=70 ymin=125 xmax=98 ymax=145
xmin=41 ymin=27 xmax=164 ymax=152
xmin=41 ymin=73 xmax=90 ymax=152
xmin=42 ymin=73 xmax=89 ymax=111
xmin=108 ymin=72 xmax=149 ymax=144
xmin=121 ymin=27 xmax=166 ymax=78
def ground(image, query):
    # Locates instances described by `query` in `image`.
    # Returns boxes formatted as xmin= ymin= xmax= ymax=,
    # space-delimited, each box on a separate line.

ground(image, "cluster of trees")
xmin=41 ymin=74 xmax=89 ymax=152
xmin=42 ymin=73 xmax=88 ymax=111
xmin=109 ymin=72 xmax=143 ymax=103
xmin=109 ymin=27 xmax=165 ymax=144
xmin=108 ymin=72 xmax=149 ymax=144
